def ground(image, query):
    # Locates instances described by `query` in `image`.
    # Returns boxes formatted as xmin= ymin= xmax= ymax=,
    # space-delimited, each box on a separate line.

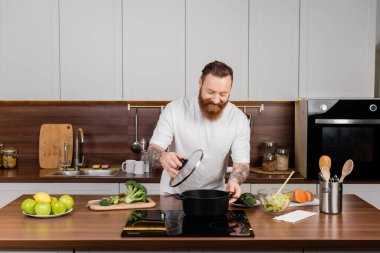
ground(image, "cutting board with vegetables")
xmin=87 ymin=198 xmax=156 ymax=211
xmin=39 ymin=124 xmax=73 ymax=169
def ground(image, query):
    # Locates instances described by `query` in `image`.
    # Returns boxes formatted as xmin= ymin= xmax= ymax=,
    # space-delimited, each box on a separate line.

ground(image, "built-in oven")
xmin=296 ymin=99 xmax=380 ymax=180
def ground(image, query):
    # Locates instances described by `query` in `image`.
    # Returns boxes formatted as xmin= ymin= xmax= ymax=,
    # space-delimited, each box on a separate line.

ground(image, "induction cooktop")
xmin=121 ymin=210 xmax=254 ymax=237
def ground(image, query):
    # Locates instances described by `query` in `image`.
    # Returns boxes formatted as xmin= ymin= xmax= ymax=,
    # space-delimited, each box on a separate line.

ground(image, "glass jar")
xmin=263 ymin=141 xmax=277 ymax=155
xmin=140 ymin=151 xmax=151 ymax=173
xmin=276 ymin=149 xmax=289 ymax=171
xmin=262 ymin=141 xmax=277 ymax=171
xmin=2 ymin=148 xmax=18 ymax=169
xmin=262 ymin=154 xmax=277 ymax=171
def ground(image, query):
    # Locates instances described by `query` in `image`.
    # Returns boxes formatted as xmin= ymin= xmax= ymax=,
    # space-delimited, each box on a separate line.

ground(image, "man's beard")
xmin=198 ymin=92 xmax=228 ymax=121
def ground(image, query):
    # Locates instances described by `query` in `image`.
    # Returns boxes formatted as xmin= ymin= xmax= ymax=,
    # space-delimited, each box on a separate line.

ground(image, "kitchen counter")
xmin=0 ymin=194 xmax=380 ymax=251
xmin=0 ymin=167 xmax=316 ymax=184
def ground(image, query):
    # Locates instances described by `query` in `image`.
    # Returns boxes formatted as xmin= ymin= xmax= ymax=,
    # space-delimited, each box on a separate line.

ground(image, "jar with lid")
xmin=262 ymin=153 xmax=276 ymax=171
xmin=2 ymin=148 xmax=18 ymax=169
xmin=263 ymin=141 xmax=277 ymax=155
xmin=276 ymin=148 xmax=289 ymax=171
xmin=261 ymin=141 xmax=277 ymax=170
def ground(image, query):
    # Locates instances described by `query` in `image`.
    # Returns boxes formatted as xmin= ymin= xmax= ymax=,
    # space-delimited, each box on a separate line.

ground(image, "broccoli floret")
xmin=236 ymin=192 xmax=257 ymax=207
xmin=124 ymin=180 xmax=148 ymax=204
xmin=99 ymin=194 xmax=123 ymax=206
xmin=110 ymin=195 xmax=120 ymax=205
xmin=99 ymin=197 xmax=111 ymax=206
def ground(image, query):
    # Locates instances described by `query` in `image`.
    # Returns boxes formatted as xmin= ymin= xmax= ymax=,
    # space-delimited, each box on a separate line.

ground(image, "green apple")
xmin=21 ymin=198 xmax=37 ymax=215
xmin=50 ymin=197 xmax=59 ymax=214
xmin=35 ymin=202 xmax=51 ymax=216
xmin=59 ymin=195 xmax=74 ymax=210
xmin=51 ymin=197 xmax=58 ymax=205
xmin=51 ymin=201 xmax=67 ymax=215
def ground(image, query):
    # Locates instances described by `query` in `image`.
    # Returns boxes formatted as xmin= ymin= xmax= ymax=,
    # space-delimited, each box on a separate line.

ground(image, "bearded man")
xmin=148 ymin=61 xmax=250 ymax=202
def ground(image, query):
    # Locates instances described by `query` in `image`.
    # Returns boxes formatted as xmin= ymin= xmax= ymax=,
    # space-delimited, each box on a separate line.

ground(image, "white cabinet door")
xmin=60 ymin=0 xmax=122 ymax=100
xmin=0 ymin=183 xmax=119 ymax=208
xmin=119 ymin=183 xmax=160 ymax=195
xmin=339 ymin=184 xmax=380 ymax=210
xmin=299 ymin=0 xmax=376 ymax=98
xmin=186 ymin=0 xmax=249 ymax=100
xmin=0 ymin=183 xmax=55 ymax=208
xmin=249 ymin=0 xmax=299 ymax=101
xmin=0 ymin=0 xmax=60 ymax=100
xmin=123 ymin=0 xmax=185 ymax=100
xmin=52 ymin=183 xmax=119 ymax=195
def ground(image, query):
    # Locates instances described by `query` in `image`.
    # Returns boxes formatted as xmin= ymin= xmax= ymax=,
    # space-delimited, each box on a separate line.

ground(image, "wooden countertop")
xmin=0 ymin=194 xmax=380 ymax=250
xmin=0 ymin=167 xmax=376 ymax=184
xmin=0 ymin=167 xmax=321 ymax=184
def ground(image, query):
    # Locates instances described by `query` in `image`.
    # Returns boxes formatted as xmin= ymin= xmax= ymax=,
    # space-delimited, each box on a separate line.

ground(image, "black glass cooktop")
xmin=121 ymin=210 xmax=254 ymax=237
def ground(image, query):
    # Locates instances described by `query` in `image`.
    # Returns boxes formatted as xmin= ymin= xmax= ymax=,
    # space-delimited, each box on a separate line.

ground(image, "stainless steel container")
xmin=319 ymin=181 xmax=342 ymax=214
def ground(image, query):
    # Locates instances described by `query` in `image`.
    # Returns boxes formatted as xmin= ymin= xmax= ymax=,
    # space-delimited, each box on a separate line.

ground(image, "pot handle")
xmin=228 ymin=192 xmax=236 ymax=199
xmin=175 ymin=194 xmax=186 ymax=200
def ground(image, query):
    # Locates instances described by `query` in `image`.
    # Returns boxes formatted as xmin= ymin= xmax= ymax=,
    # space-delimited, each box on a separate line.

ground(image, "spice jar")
xmin=2 ymin=148 xmax=18 ymax=169
xmin=276 ymin=149 xmax=289 ymax=171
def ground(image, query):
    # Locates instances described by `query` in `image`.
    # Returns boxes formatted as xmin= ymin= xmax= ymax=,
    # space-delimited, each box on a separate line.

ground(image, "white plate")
xmin=22 ymin=208 xmax=73 ymax=218
xmin=231 ymin=200 xmax=260 ymax=208
xmin=289 ymin=198 xmax=319 ymax=207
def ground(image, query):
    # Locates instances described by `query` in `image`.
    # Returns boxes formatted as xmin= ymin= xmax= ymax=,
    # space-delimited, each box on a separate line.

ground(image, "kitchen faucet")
xmin=74 ymin=128 xmax=85 ymax=170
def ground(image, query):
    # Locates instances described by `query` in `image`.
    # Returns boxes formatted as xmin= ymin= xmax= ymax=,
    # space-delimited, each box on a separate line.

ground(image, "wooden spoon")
xmin=339 ymin=159 xmax=354 ymax=183
xmin=274 ymin=170 xmax=295 ymax=198
xmin=319 ymin=155 xmax=331 ymax=171
xmin=321 ymin=167 xmax=330 ymax=182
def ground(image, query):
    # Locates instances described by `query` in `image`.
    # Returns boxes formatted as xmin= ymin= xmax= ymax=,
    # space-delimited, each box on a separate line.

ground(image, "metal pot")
xmin=179 ymin=189 xmax=231 ymax=217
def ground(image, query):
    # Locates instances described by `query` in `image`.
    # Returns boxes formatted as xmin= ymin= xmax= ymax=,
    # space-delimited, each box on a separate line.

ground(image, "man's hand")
xmin=147 ymin=144 xmax=184 ymax=178
xmin=160 ymin=152 xmax=184 ymax=178
xmin=226 ymin=163 xmax=250 ymax=203
xmin=226 ymin=179 xmax=241 ymax=204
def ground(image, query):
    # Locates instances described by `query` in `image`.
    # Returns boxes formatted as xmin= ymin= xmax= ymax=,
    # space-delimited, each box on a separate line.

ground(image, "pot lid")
xmin=169 ymin=149 xmax=203 ymax=187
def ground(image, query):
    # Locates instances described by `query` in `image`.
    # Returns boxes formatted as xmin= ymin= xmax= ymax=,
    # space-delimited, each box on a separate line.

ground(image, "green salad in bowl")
xmin=257 ymin=188 xmax=292 ymax=213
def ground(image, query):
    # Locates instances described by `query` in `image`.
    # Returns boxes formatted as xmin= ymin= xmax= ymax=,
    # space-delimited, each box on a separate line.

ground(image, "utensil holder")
xmin=319 ymin=181 xmax=342 ymax=214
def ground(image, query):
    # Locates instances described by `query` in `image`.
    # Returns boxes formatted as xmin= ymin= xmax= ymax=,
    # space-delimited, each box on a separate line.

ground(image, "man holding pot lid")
xmin=148 ymin=60 xmax=250 ymax=203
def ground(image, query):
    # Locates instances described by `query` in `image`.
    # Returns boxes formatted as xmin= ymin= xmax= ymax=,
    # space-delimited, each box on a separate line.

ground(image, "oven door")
xmin=308 ymin=118 xmax=380 ymax=180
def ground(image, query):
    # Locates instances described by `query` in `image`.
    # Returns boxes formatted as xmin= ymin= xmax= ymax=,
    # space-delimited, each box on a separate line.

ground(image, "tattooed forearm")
xmin=147 ymin=144 xmax=166 ymax=169
xmin=228 ymin=163 xmax=250 ymax=185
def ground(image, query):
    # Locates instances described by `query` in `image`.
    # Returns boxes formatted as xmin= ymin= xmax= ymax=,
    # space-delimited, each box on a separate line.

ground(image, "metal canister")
xmin=319 ymin=181 xmax=342 ymax=214
xmin=2 ymin=148 xmax=18 ymax=169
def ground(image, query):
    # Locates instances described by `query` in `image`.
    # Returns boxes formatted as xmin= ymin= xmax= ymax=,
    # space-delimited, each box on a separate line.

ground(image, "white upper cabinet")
xmin=249 ymin=0 xmax=300 ymax=101
xmin=186 ymin=0 xmax=249 ymax=100
xmin=59 ymin=0 xmax=122 ymax=100
xmin=299 ymin=0 xmax=376 ymax=98
xmin=0 ymin=0 xmax=60 ymax=100
xmin=123 ymin=0 xmax=185 ymax=100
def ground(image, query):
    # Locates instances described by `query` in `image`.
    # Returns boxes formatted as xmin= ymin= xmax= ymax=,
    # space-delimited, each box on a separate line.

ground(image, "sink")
xmin=45 ymin=168 xmax=120 ymax=177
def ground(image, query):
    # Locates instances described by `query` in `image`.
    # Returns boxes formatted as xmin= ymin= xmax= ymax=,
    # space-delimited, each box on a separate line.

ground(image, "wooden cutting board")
xmin=39 ymin=124 xmax=73 ymax=169
xmin=87 ymin=198 xmax=156 ymax=211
